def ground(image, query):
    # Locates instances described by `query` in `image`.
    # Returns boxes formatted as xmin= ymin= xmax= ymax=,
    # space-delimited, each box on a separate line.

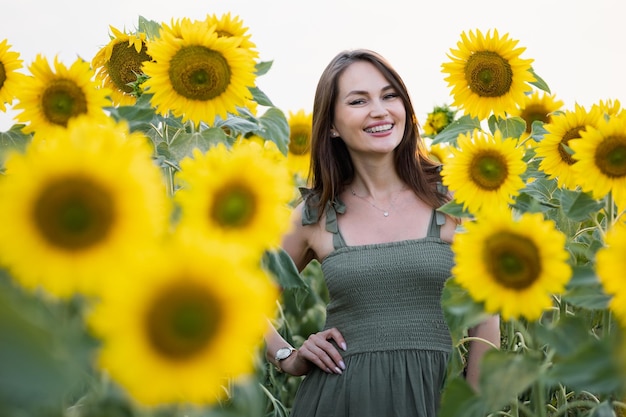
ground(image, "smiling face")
xmin=332 ymin=61 xmax=406 ymax=156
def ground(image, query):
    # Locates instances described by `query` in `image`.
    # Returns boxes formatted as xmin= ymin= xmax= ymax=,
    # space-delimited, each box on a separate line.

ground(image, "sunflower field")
xmin=0 ymin=14 xmax=624 ymax=417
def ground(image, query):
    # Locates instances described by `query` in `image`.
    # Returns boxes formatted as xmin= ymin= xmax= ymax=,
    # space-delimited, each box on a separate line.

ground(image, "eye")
xmin=383 ymin=92 xmax=400 ymax=100
xmin=348 ymin=98 xmax=367 ymax=106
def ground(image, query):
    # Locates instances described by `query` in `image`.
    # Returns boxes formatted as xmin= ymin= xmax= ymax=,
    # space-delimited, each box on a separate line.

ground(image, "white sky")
xmin=1 ymin=0 xmax=624 ymax=131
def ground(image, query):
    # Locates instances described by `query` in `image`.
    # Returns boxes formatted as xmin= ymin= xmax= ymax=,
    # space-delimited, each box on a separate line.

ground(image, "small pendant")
xmin=383 ymin=211 xmax=389 ymax=217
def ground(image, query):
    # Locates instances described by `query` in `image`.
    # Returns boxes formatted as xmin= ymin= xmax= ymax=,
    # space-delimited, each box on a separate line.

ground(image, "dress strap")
xmin=427 ymin=209 xmax=446 ymax=238
xmin=299 ymin=187 xmax=347 ymax=250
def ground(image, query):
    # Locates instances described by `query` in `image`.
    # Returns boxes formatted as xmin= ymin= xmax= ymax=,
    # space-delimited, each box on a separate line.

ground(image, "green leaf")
xmin=262 ymin=248 xmax=306 ymax=290
xmin=510 ymin=191 xmax=552 ymax=214
xmin=0 ymin=124 xmax=31 ymax=168
xmin=166 ymin=127 xmax=230 ymax=162
xmin=253 ymin=107 xmax=290 ymax=155
xmin=545 ymin=336 xmax=624 ymax=394
xmin=534 ymin=315 xmax=596 ymax=357
xmin=249 ymin=86 xmax=275 ymax=107
xmin=589 ymin=401 xmax=619 ymax=417
xmin=137 ymin=15 xmax=163 ymax=39
xmin=529 ymin=67 xmax=551 ymax=93
xmin=438 ymin=377 xmax=486 ymax=417
xmin=437 ymin=200 xmax=473 ymax=219
xmin=0 ymin=273 xmax=97 ymax=413
xmin=441 ymin=278 xmax=491 ymax=344
xmin=559 ymin=188 xmax=605 ymax=222
xmin=255 ymin=60 xmax=274 ymax=77
xmin=431 ymin=114 xmax=481 ymax=145
xmin=562 ymin=265 xmax=611 ymax=310
xmin=500 ymin=116 xmax=527 ymax=139
xmin=479 ymin=350 xmax=543 ymax=411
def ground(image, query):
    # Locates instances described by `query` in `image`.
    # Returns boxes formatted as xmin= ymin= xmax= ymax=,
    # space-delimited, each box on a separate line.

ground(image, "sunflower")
xmin=0 ymin=39 xmax=27 ymax=112
xmin=13 ymin=55 xmax=111 ymax=138
xmin=142 ymin=18 xmax=257 ymax=126
xmin=427 ymin=142 xmax=454 ymax=165
xmin=593 ymin=98 xmax=623 ymax=118
xmin=596 ymin=221 xmax=626 ymax=326
xmin=508 ymin=90 xmax=564 ymax=142
xmin=422 ymin=104 xmax=456 ymax=137
xmin=0 ymin=116 xmax=169 ymax=298
xmin=92 ymin=26 xmax=152 ymax=106
xmin=534 ymin=104 xmax=603 ymax=190
xmin=88 ymin=235 xmax=278 ymax=406
xmin=204 ymin=12 xmax=259 ymax=58
xmin=174 ymin=142 xmax=293 ymax=257
xmin=286 ymin=109 xmax=313 ymax=182
xmin=441 ymin=129 xmax=526 ymax=214
xmin=441 ymin=29 xmax=535 ymax=121
xmin=569 ymin=114 xmax=626 ymax=209
xmin=452 ymin=209 xmax=572 ymax=321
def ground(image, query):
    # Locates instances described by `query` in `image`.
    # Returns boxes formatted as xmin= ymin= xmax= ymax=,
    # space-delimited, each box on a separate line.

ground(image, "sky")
xmin=1 ymin=0 xmax=624 ymax=131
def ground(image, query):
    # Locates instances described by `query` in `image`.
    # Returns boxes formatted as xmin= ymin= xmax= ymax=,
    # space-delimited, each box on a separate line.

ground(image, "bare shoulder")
xmin=281 ymin=201 xmax=335 ymax=271
xmin=440 ymin=213 xmax=459 ymax=243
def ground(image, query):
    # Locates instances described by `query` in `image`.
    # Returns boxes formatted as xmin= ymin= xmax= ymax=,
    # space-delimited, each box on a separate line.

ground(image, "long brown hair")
xmin=307 ymin=49 xmax=447 ymax=220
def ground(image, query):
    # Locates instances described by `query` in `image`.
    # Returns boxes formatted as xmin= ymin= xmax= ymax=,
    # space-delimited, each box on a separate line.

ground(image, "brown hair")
xmin=307 ymin=49 xmax=447 ymax=220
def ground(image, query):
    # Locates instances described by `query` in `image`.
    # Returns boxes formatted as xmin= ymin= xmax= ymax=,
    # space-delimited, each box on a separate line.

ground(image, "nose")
xmin=370 ymin=99 xmax=389 ymax=118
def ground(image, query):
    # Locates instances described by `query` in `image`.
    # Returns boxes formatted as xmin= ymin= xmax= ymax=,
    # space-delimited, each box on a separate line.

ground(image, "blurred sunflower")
xmin=92 ymin=25 xmax=152 ymax=106
xmin=452 ymin=209 xmax=572 ymax=321
xmin=88 ymin=236 xmax=278 ymax=406
xmin=142 ymin=17 xmax=257 ymax=126
xmin=508 ymin=90 xmax=564 ymax=143
xmin=596 ymin=221 xmax=626 ymax=326
xmin=287 ymin=109 xmax=313 ymax=182
xmin=175 ymin=142 xmax=293 ymax=256
xmin=13 ymin=55 xmax=111 ymax=138
xmin=422 ymin=104 xmax=456 ymax=137
xmin=0 ymin=116 xmax=169 ymax=298
xmin=0 ymin=38 xmax=27 ymax=112
xmin=427 ymin=142 xmax=454 ymax=165
xmin=570 ymin=114 xmax=626 ymax=210
xmin=535 ymin=104 xmax=602 ymax=190
xmin=441 ymin=129 xmax=526 ymax=214
xmin=441 ymin=29 xmax=535 ymax=121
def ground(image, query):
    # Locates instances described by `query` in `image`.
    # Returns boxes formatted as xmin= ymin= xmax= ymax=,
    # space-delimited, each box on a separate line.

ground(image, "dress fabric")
xmin=289 ymin=193 xmax=454 ymax=417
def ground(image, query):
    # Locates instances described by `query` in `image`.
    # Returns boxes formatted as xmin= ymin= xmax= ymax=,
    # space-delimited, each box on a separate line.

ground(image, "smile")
xmin=364 ymin=124 xmax=393 ymax=133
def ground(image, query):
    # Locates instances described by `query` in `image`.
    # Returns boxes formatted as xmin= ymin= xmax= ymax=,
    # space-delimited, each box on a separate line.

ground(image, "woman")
xmin=265 ymin=49 xmax=500 ymax=416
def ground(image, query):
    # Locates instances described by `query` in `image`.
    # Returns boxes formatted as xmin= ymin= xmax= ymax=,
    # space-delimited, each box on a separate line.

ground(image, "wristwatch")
xmin=274 ymin=346 xmax=296 ymax=372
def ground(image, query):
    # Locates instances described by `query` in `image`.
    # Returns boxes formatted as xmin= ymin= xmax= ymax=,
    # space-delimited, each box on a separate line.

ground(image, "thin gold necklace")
xmin=350 ymin=187 xmax=403 ymax=217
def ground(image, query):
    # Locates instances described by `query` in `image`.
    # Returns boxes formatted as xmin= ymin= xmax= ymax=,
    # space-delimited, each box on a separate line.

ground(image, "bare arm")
xmin=465 ymin=315 xmax=501 ymax=391
xmin=264 ymin=201 xmax=346 ymax=376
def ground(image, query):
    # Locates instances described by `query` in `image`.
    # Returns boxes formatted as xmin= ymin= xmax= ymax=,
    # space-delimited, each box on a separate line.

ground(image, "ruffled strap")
xmin=298 ymin=187 xmax=346 ymax=249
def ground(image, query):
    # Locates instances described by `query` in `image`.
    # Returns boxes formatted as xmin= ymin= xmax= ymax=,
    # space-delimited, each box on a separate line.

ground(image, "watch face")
xmin=275 ymin=347 xmax=294 ymax=361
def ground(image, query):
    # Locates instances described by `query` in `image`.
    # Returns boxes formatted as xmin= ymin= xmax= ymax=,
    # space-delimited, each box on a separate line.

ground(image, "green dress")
xmin=290 ymin=191 xmax=454 ymax=417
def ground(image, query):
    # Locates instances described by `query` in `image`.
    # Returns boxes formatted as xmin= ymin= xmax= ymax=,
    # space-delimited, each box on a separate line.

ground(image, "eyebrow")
xmin=344 ymin=84 xmax=395 ymax=97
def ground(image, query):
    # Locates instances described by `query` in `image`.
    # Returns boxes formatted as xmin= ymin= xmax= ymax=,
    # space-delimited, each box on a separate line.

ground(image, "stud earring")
xmin=330 ymin=131 xmax=339 ymax=137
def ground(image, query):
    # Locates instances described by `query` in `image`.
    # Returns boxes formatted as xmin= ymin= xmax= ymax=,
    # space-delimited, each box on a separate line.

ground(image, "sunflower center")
xmin=594 ymin=135 xmax=626 ymax=178
xmin=559 ymin=127 xmax=585 ymax=165
xmin=521 ymin=105 xmax=550 ymax=134
xmin=146 ymin=283 xmax=221 ymax=360
xmin=484 ymin=231 xmax=541 ymax=290
xmin=33 ymin=177 xmax=115 ymax=251
xmin=41 ymin=79 xmax=88 ymax=126
xmin=107 ymin=42 xmax=151 ymax=94
xmin=0 ymin=62 xmax=6 ymax=89
xmin=210 ymin=183 xmax=256 ymax=228
xmin=289 ymin=126 xmax=311 ymax=155
xmin=169 ymin=46 xmax=231 ymax=101
xmin=469 ymin=151 xmax=509 ymax=190
xmin=465 ymin=51 xmax=513 ymax=98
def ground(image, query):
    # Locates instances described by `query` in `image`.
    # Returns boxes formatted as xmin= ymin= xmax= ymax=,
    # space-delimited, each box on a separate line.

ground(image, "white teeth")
xmin=365 ymin=124 xmax=393 ymax=133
